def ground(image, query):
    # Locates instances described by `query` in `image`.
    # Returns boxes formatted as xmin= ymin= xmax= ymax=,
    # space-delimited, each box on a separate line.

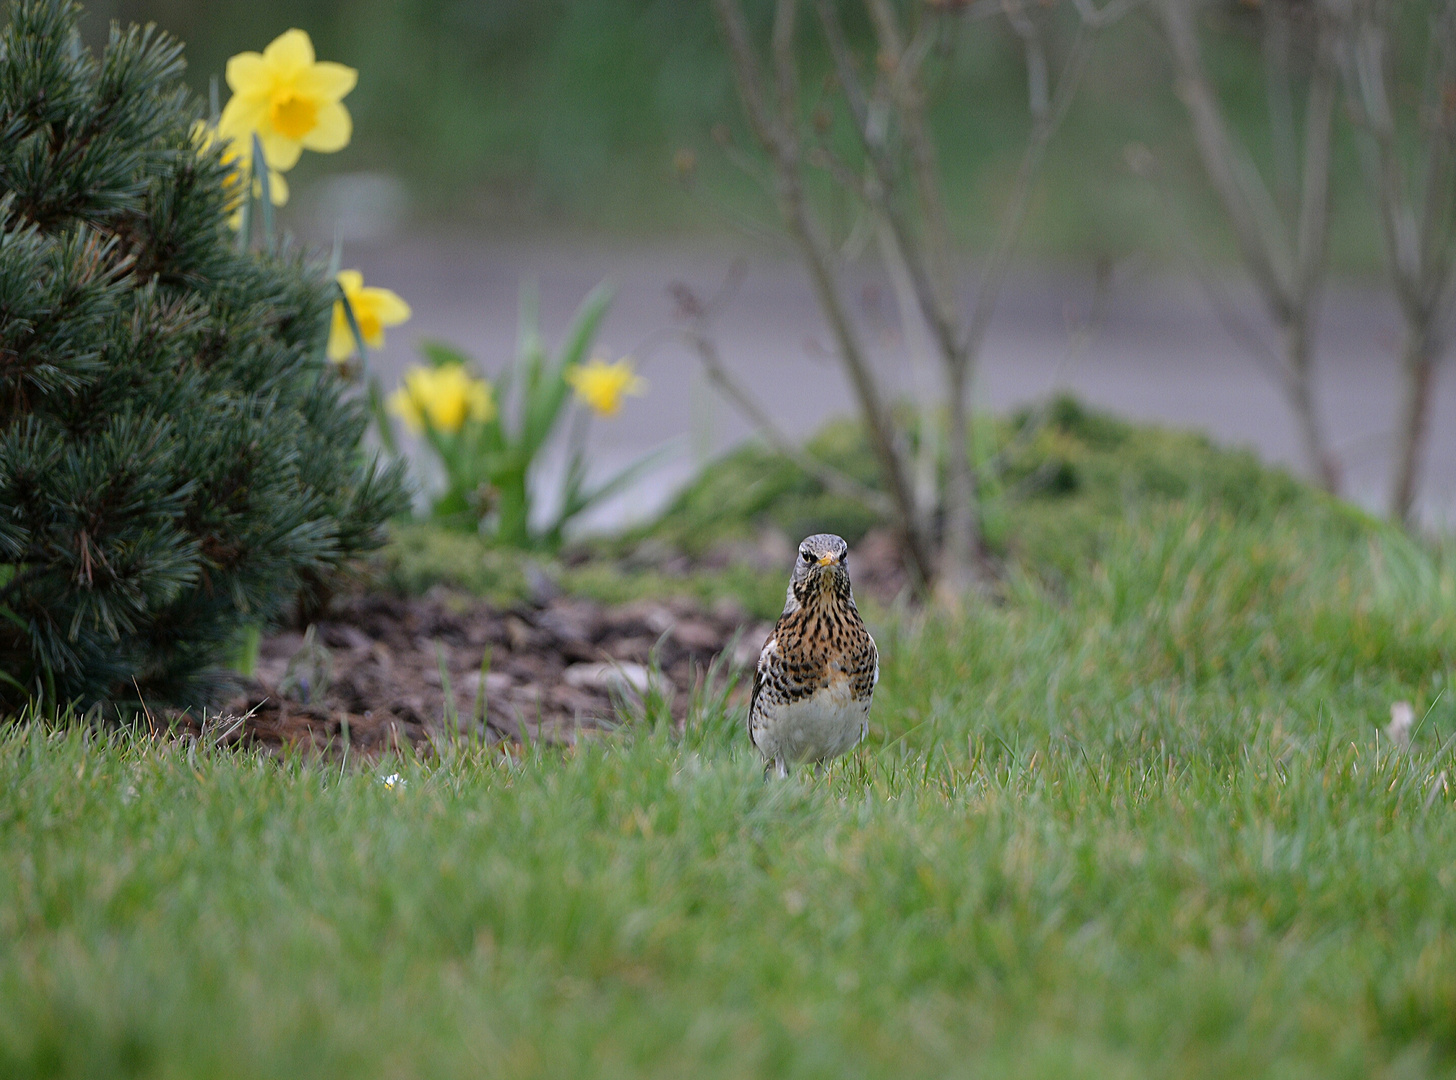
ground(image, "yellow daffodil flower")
xmin=565 ymin=356 xmax=647 ymax=417
xmin=328 ymin=270 xmax=411 ymax=361
xmin=218 ymin=29 xmax=356 ymax=173
xmin=190 ymin=120 xmax=288 ymax=229
xmin=387 ymin=364 xmax=495 ymax=435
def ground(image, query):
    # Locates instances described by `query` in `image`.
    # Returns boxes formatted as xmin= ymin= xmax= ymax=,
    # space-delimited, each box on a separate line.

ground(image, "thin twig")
xmin=669 ymin=267 xmax=894 ymax=517
xmin=819 ymin=0 xmax=964 ymax=370
xmin=1161 ymin=0 xmax=1294 ymax=306
xmin=679 ymin=321 xmax=896 ymax=518
xmin=964 ymin=20 xmax=1096 ymax=364
xmin=982 ymin=259 xmax=1121 ymax=480
xmin=868 ymin=0 xmax=956 ymax=322
xmin=1132 ymin=147 xmax=1288 ymax=384
xmin=1002 ymin=0 xmax=1050 ymax=122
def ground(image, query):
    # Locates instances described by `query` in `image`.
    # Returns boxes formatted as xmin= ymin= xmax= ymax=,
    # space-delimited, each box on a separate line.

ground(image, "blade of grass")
xmin=473 ymin=646 xmax=492 ymax=743
xmin=436 ymin=640 xmax=459 ymax=744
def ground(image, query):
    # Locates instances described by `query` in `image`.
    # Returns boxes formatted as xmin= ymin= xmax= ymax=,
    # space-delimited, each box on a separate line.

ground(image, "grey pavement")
xmin=339 ymin=233 xmax=1447 ymax=532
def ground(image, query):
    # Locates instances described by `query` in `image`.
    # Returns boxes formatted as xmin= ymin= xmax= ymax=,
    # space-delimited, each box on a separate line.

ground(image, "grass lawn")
xmin=6 ymin=411 xmax=1456 ymax=1078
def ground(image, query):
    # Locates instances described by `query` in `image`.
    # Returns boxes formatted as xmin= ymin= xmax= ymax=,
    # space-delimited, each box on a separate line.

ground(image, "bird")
xmin=749 ymin=533 xmax=878 ymax=778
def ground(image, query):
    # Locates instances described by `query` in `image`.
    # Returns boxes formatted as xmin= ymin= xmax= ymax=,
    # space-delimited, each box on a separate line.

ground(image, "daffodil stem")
xmin=495 ymin=475 xmax=531 ymax=549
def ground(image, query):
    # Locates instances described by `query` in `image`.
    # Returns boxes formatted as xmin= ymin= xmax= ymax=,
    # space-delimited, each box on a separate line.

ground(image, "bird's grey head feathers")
xmin=785 ymin=533 xmax=852 ymax=610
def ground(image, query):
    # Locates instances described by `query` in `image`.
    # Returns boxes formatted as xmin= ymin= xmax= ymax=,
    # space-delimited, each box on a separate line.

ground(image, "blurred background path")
xmin=87 ymin=0 xmax=1456 ymax=531
xmin=347 ymin=235 xmax=1447 ymax=529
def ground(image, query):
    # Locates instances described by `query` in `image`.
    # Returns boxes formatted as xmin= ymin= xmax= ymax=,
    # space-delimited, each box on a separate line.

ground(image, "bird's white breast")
xmin=754 ymin=673 xmax=868 ymax=765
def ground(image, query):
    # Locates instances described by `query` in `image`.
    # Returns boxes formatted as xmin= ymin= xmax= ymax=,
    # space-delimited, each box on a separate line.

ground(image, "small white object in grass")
xmin=381 ymin=773 xmax=405 ymax=789
xmin=1387 ymin=701 xmax=1415 ymax=747
xmin=563 ymin=661 xmax=652 ymax=696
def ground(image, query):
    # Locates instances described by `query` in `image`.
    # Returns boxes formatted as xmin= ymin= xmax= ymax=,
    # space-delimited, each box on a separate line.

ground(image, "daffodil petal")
xmin=224 ymin=51 xmax=267 ymax=95
xmin=300 ymin=102 xmax=352 ymax=152
xmin=256 ymin=131 xmax=303 ymax=171
xmin=362 ymin=288 xmax=411 ymax=325
xmin=297 ymin=60 xmax=358 ymax=102
xmin=386 ymin=386 xmax=424 ymax=433
xmin=263 ymin=29 xmax=316 ymax=74
xmin=268 ymin=170 xmax=289 ymax=206
xmin=217 ymin=97 xmax=267 ymax=142
xmin=327 ymin=305 xmax=355 ymax=360
xmin=336 ymin=269 xmax=365 ymax=294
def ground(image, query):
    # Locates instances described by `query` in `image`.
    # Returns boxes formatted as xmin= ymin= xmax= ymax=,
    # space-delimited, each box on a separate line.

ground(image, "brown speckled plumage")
xmin=749 ymin=533 xmax=878 ymax=778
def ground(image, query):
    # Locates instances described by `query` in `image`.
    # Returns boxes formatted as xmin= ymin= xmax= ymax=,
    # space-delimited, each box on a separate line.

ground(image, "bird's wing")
xmin=748 ymin=634 xmax=777 ymax=746
xmin=868 ymin=632 xmax=879 ymax=690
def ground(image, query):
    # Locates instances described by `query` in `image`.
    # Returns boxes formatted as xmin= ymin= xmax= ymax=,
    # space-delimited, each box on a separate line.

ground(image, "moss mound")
xmin=646 ymin=394 xmax=1344 ymax=581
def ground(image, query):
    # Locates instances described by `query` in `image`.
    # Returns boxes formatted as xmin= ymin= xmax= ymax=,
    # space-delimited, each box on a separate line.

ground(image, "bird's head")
xmin=788 ymin=532 xmax=851 ymax=607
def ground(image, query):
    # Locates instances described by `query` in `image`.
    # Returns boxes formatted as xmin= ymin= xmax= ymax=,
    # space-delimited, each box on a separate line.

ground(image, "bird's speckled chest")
xmin=762 ymin=597 xmax=877 ymax=706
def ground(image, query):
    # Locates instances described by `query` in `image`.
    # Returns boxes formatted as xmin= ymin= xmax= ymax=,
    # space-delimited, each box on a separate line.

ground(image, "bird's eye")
xmin=800 ymin=549 xmax=811 ymax=563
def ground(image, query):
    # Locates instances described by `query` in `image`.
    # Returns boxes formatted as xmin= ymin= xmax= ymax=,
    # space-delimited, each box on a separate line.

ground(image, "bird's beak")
xmin=817 ymin=552 xmax=837 ymax=567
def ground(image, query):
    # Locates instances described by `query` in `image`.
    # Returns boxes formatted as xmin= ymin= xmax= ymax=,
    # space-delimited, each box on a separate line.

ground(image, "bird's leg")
xmin=774 ymin=757 xmax=789 ymax=780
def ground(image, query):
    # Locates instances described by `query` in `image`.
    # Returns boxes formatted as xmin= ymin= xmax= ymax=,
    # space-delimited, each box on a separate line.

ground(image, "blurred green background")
xmin=81 ymin=0 xmax=1384 ymax=270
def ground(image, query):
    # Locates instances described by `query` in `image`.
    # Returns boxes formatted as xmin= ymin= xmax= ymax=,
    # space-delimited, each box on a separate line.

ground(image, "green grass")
xmin=379 ymin=522 xmax=786 ymax=620
xmin=7 ymin=455 xmax=1456 ymax=1076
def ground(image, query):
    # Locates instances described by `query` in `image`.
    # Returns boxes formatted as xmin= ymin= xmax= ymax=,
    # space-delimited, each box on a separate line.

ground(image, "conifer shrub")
xmin=0 ymin=0 xmax=408 ymax=714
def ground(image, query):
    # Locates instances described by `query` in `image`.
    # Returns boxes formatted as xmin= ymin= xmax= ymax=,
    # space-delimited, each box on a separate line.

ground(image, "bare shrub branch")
xmin=713 ymin=0 xmax=934 ymax=584
xmin=669 ymin=275 xmax=897 ymax=519
xmin=712 ymin=0 xmax=1132 ymax=597
xmin=1333 ymin=0 xmax=1456 ymax=523
xmin=1157 ymin=0 xmax=1341 ymax=492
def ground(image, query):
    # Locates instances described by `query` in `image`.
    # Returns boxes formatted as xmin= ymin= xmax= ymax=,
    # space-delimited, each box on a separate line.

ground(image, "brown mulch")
xmin=183 ymin=591 xmax=772 ymax=757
